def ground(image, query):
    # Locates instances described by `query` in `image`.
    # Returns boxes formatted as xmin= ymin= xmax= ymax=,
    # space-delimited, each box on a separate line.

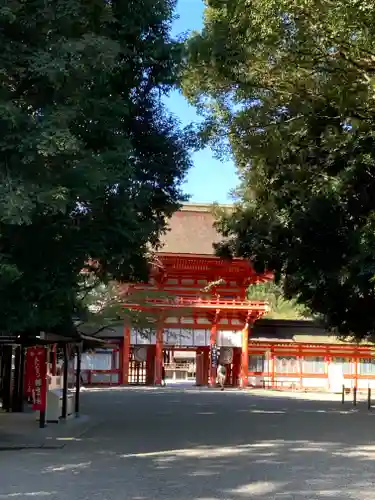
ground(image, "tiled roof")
xmin=159 ymin=203 xmax=230 ymax=255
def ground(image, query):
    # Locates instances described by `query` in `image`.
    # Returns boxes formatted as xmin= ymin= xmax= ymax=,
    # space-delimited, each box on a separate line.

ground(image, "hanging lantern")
xmin=134 ymin=346 xmax=147 ymax=362
xmin=219 ymin=347 xmax=234 ymax=364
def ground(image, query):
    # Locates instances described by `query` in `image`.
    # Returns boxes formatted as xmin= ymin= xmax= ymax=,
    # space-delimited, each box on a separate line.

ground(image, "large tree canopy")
xmin=0 ymin=0 xmax=190 ymax=336
xmin=183 ymin=0 xmax=375 ymax=340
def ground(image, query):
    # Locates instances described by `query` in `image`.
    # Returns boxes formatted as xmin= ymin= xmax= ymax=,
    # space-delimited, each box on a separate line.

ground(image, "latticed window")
xmin=358 ymin=358 xmax=375 ymax=375
xmin=331 ymin=357 xmax=352 ymax=374
xmin=275 ymin=356 xmax=299 ymax=374
xmin=303 ymin=356 xmax=325 ymax=374
xmin=249 ymin=355 xmax=265 ymax=372
xmin=112 ymin=350 xmax=119 ymax=370
xmin=80 ymin=350 xmax=112 ymax=370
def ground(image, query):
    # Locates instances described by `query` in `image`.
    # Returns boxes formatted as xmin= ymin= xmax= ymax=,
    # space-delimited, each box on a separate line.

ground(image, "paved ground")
xmin=1 ymin=386 xmax=375 ymax=499
xmin=0 ymin=409 xmax=92 ymax=450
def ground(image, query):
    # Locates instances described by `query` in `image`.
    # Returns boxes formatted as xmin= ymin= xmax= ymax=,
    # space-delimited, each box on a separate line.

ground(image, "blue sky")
xmin=164 ymin=0 xmax=238 ymax=204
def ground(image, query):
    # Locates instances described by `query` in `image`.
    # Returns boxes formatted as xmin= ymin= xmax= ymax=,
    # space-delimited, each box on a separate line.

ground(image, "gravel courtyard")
xmin=1 ymin=386 xmax=375 ymax=499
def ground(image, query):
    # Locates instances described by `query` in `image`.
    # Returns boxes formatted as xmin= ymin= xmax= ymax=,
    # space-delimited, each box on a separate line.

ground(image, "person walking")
xmin=217 ymin=364 xmax=227 ymax=391
xmin=161 ymin=365 xmax=166 ymax=387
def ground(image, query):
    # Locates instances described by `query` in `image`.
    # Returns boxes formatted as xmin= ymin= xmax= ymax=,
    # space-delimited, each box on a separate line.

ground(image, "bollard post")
xmin=39 ymin=410 xmax=46 ymax=429
xmin=368 ymin=387 xmax=372 ymax=411
xmin=342 ymin=384 xmax=345 ymax=404
xmin=353 ymin=386 xmax=357 ymax=406
xmin=62 ymin=344 xmax=68 ymax=419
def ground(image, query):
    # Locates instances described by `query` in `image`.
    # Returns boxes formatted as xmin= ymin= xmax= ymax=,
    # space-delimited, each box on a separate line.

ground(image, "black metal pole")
xmin=368 ymin=387 xmax=372 ymax=411
xmin=353 ymin=386 xmax=357 ymax=406
xmin=1 ymin=346 xmax=12 ymax=412
xmin=11 ymin=346 xmax=21 ymax=412
xmin=341 ymin=384 xmax=345 ymax=404
xmin=39 ymin=410 xmax=46 ymax=428
xmin=75 ymin=344 xmax=81 ymax=417
xmin=61 ymin=344 xmax=68 ymax=419
xmin=17 ymin=346 xmax=25 ymax=412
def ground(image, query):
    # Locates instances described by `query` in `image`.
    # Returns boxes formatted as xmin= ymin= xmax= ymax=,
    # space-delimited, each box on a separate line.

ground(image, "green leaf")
xmin=0 ymin=0 xmax=190 ymax=338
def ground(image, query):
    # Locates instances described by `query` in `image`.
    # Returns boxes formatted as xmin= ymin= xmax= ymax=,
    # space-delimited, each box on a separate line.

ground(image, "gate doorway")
xmin=219 ymin=347 xmax=241 ymax=387
xmin=164 ymin=348 xmax=197 ymax=384
xmin=129 ymin=346 xmax=147 ymax=385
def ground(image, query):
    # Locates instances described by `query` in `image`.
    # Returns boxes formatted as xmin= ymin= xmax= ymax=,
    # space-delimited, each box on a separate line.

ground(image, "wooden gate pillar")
xmin=195 ymin=348 xmax=202 ymax=386
xmin=232 ymin=347 xmax=242 ymax=387
xmin=155 ymin=320 xmax=164 ymax=385
xmin=122 ymin=322 xmax=131 ymax=385
xmin=196 ymin=348 xmax=205 ymax=386
xmin=146 ymin=346 xmax=155 ymax=385
xmin=203 ymin=347 xmax=210 ymax=385
xmin=241 ymin=320 xmax=251 ymax=388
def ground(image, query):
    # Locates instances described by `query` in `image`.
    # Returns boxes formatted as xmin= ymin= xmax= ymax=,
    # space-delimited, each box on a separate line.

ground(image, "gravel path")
xmin=0 ymin=386 xmax=375 ymax=499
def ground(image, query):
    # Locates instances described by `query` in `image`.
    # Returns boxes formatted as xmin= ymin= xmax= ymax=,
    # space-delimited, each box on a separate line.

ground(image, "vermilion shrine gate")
xmin=121 ymin=204 xmax=272 ymax=387
xmin=81 ymin=205 xmax=375 ymax=391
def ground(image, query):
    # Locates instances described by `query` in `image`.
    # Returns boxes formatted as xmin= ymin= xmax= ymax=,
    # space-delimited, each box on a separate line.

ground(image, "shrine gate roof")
xmin=159 ymin=203 xmax=231 ymax=255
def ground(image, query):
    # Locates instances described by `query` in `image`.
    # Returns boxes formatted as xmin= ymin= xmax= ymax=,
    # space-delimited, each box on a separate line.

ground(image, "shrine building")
xmin=80 ymin=203 xmax=375 ymax=391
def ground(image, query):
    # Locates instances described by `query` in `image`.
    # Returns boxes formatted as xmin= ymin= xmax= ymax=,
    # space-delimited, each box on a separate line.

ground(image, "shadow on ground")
xmin=0 ymin=388 xmax=374 ymax=499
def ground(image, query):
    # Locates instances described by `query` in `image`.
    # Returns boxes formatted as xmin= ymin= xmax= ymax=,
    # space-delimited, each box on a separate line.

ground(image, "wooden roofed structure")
xmin=122 ymin=203 xmax=273 ymax=387
xmin=77 ymin=203 xmax=375 ymax=392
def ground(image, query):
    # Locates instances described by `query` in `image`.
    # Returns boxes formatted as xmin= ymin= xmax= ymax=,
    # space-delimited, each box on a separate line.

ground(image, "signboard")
xmin=180 ymin=328 xmax=194 ymax=346
xmin=149 ymin=331 xmax=156 ymax=345
xmin=128 ymin=328 xmax=242 ymax=348
xmin=218 ymin=331 xmax=242 ymax=347
xmin=194 ymin=330 xmax=207 ymax=346
xmin=136 ymin=335 xmax=150 ymax=345
xmin=27 ymin=347 xmax=47 ymax=411
xmin=211 ymin=343 xmax=218 ymax=368
xmin=130 ymin=329 xmax=137 ymax=344
xmin=164 ymin=328 xmax=180 ymax=346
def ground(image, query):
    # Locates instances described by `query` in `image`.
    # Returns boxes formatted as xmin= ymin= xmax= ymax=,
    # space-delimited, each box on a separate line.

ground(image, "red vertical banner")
xmin=28 ymin=347 xmax=47 ymax=411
